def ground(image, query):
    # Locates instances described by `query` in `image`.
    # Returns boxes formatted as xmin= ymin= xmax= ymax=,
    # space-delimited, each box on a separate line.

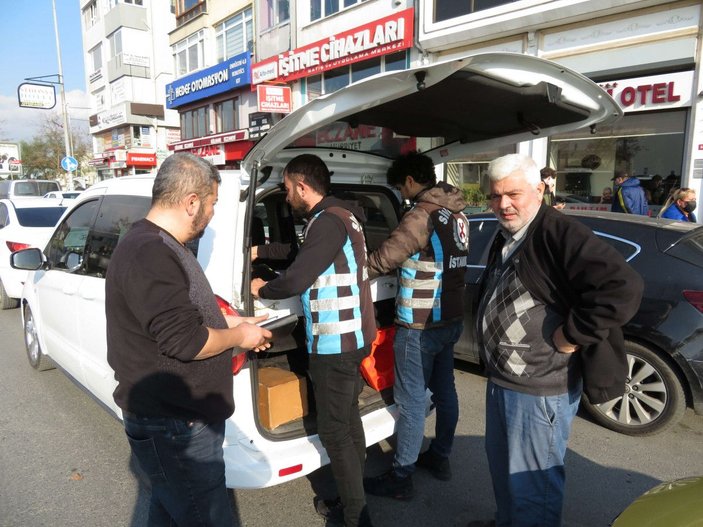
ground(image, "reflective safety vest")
xmin=397 ymin=203 xmax=469 ymax=327
xmin=301 ymin=206 xmax=376 ymax=355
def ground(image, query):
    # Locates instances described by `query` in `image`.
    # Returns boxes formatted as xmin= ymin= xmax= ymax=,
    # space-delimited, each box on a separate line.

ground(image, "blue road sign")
xmin=61 ymin=156 xmax=78 ymax=172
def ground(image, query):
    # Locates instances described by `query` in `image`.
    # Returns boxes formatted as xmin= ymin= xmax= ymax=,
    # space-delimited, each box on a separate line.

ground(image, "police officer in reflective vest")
xmin=252 ymin=154 xmax=376 ymax=527
xmin=363 ymin=151 xmax=469 ymax=499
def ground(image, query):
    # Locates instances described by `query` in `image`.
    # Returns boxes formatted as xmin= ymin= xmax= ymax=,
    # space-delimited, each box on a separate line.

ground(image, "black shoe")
xmin=416 ymin=449 xmax=452 ymax=481
xmin=363 ymin=470 xmax=414 ymax=500
xmin=314 ymin=496 xmax=344 ymax=524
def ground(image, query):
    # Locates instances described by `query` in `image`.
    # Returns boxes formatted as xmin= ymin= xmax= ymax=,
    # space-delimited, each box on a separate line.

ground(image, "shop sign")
xmin=257 ymin=85 xmax=292 ymax=113
xmin=98 ymin=106 xmax=128 ymax=128
xmin=123 ymin=53 xmax=150 ymax=68
xmin=252 ymin=8 xmax=414 ymax=85
xmin=249 ymin=113 xmax=272 ymax=140
xmin=110 ymin=161 xmax=127 ymax=169
xmin=17 ymin=82 xmax=56 ymax=110
xmin=165 ymin=52 xmax=251 ymax=109
xmin=89 ymin=67 xmax=104 ymax=86
xmin=0 ymin=143 xmax=21 ymax=175
xmin=315 ymin=123 xmax=383 ymax=151
xmin=192 ymin=144 xmax=225 ymax=165
xmin=114 ymin=149 xmax=127 ymax=162
xmin=599 ymin=71 xmax=693 ymax=113
xmin=127 ymin=152 xmax=157 ymax=167
xmin=170 ymin=129 xmax=248 ymax=151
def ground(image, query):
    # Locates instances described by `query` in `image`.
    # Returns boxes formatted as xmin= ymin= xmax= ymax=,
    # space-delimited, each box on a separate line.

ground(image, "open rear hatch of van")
xmin=243 ymin=52 xmax=622 ymax=439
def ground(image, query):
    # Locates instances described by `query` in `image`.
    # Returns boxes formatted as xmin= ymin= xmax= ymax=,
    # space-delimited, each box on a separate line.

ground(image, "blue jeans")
xmin=485 ymin=381 xmax=582 ymax=527
xmin=123 ymin=415 xmax=233 ymax=527
xmin=393 ymin=321 xmax=462 ymax=476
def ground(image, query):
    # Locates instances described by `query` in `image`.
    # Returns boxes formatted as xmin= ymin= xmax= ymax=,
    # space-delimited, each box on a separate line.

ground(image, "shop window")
xmin=260 ymin=0 xmax=289 ymax=30
xmin=311 ymin=0 xmax=366 ymax=21
xmin=351 ymin=57 xmax=381 ymax=83
xmin=548 ymin=110 xmax=686 ymax=203
xmin=434 ymin=0 xmax=519 ymax=22
xmin=216 ymin=8 xmax=253 ymax=63
xmin=214 ymin=98 xmax=238 ymax=133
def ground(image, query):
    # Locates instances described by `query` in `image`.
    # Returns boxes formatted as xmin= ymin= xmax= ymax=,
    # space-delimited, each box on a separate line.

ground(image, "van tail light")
xmin=279 ymin=464 xmax=303 ymax=478
xmin=683 ymin=290 xmax=703 ymax=314
xmin=215 ymin=295 xmax=248 ymax=375
xmin=7 ymin=241 xmax=31 ymax=253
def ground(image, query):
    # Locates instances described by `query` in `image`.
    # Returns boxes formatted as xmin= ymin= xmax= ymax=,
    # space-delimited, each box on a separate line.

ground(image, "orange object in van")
xmin=360 ymin=326 xmax=396 ymax=391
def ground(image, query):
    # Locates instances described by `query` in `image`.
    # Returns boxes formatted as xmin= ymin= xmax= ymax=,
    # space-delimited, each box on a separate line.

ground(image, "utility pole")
xmin=52 ymin=0 xmax=74 ymax=190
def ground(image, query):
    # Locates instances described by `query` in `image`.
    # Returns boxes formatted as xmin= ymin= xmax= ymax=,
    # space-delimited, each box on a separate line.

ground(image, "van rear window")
xmin=15 ymin=207 xmax=66 ymax=227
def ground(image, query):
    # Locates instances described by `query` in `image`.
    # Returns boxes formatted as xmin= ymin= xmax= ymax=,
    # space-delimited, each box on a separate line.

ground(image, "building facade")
xmin=124 ymin=0 xmax=701 ymax=217
xmin=415 ymin=0 xmax=703 ymax=211
xmin=81 ymin=0 xmax=180 ymax=179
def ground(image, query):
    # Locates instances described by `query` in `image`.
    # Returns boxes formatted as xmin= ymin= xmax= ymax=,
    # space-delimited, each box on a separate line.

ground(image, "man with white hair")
xmin=470 ymin=154 xmax=643 ymax=527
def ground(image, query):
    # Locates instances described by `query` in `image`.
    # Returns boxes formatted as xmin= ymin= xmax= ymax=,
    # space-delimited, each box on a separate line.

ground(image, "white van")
xmin=10 ymin=52 xmax=621 ymax=488
xmin=0 ymin=179 xmax=61 ymax=200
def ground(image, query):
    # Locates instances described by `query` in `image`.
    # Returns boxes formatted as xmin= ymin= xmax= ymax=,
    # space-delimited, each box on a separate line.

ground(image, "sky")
xmin=0 ymin=0 xmax=90 ymax=144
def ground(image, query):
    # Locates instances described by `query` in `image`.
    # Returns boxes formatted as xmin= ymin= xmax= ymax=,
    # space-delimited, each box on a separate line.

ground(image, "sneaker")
xmin=314 ymin=496 xmax=344 ymax=524
xmin=363 ymin=470 xmax=414 ymax=500
xmin=416 ymin=449 xmax=452 ymax=481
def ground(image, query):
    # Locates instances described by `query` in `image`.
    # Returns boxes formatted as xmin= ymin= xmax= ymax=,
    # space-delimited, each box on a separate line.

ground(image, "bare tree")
xmin=19 ymin=112 xmax=91 ymax=180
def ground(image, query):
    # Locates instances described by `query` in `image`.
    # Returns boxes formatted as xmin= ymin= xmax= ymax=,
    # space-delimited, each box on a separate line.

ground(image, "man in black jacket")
xmin=470 ymin=153 xmax=643 ymax=527
xmin=106 ymin=153 xmax=271 ymax=526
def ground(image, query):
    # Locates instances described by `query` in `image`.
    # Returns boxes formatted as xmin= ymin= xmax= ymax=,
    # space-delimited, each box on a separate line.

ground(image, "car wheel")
xmin=0 ymin=279 xmax=19 ymax=310
xmin=24 ymin=304 xmax=54 ymax=371
xmin=581 ymin=341 xmax=685 ymax=436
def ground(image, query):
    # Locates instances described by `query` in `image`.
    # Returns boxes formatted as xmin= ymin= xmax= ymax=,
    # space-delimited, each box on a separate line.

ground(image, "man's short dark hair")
xmin=386 ymin=151 xmax=436 ymax=188
xmin=283 ymin=154 xmax=330 ymax=196
xmin=540 ymin=167 xmax=556 ymax=180
xmin=152 ymin=153 xmax=221 ymax=206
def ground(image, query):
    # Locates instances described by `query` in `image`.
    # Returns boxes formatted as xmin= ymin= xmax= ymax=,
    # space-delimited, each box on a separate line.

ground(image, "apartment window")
xmin=216 ymin=8 xmax=253 ymax=63
xmin=259 ymin=0 xmax=289 ymax=30
xmin=82 ymin=1 xmax=98 ymax=29
xmin=109 ymin=30 xmax=123 ymax=59
xmin=108 ymin=0 xmax=144 ymax=6
xmin=214 ymin=98 xmax=238 ymax=133
xmin=306 ymin=51 xmax=407 ymax=100
xmin=176 ymin=0 xmax=206 ymax=25
xmin=434 ymin=0 xmax=518 ymax=22
xmin=89 ymin=43 xmax=103 ymax=72
xmin=311 ymin=0 xmax=366 ymax=21
xmin=173 ymin=31 xmax=204 ymax=76
xmin=180 ymin=106 xmax=210 ymax=139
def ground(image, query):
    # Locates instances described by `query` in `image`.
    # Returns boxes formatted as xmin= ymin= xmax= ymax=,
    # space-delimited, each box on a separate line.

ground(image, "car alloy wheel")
xmin=582 ymin=341 xmax=686 ymax=436
xmin=24 ymin=304 xmax=54 ymax=371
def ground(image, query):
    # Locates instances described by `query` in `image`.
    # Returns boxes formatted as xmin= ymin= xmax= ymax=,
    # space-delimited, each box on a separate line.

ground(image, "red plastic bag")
xmin=360 ymin=326 xmax=395 ymax=391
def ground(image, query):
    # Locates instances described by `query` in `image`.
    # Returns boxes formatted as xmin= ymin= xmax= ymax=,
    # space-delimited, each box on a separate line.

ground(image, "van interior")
xmin=250 ymin=184 xmax=401 ymax=438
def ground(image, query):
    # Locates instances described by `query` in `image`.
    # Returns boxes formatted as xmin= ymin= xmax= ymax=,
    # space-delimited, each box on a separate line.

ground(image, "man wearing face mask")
xmin=660 ymin=187 xmax=697 ymax=222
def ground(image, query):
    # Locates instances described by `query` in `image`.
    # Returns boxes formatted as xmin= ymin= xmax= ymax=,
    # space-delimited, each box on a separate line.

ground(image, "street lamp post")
xmin=52 ymin=0 xmax=74 ymax=190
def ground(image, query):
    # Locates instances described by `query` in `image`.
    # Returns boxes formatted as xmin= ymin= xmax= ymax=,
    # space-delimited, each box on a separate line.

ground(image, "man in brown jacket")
xmin=363 ymin=152 xmax=469 ymax=500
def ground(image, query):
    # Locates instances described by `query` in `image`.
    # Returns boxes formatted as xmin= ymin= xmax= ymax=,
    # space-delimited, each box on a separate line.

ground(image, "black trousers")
xmin=308 ymin=347 xmax=371 ymax=527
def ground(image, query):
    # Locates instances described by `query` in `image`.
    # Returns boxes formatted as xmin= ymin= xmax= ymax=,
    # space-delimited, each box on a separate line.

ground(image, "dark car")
xmin=456 ymin=210 xmax=703 ymax=436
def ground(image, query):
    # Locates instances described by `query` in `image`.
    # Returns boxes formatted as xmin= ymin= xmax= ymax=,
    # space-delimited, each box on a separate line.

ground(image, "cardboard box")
xmin=258 ymin=367 xmax=308 ymax=430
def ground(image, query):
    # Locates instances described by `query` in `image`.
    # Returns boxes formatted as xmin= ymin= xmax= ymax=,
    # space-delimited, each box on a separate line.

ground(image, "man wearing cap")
xmin=611 ymin=170 xmax=648 ymax=215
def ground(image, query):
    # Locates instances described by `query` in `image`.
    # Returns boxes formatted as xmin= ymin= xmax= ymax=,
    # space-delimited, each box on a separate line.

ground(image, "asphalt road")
xmin=1 ymin=306 xmax=702 ymax=527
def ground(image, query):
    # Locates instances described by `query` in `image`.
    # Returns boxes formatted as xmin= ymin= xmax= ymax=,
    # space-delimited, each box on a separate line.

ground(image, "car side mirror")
xmin=10 ymin=248 xmax=45 ymax=271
